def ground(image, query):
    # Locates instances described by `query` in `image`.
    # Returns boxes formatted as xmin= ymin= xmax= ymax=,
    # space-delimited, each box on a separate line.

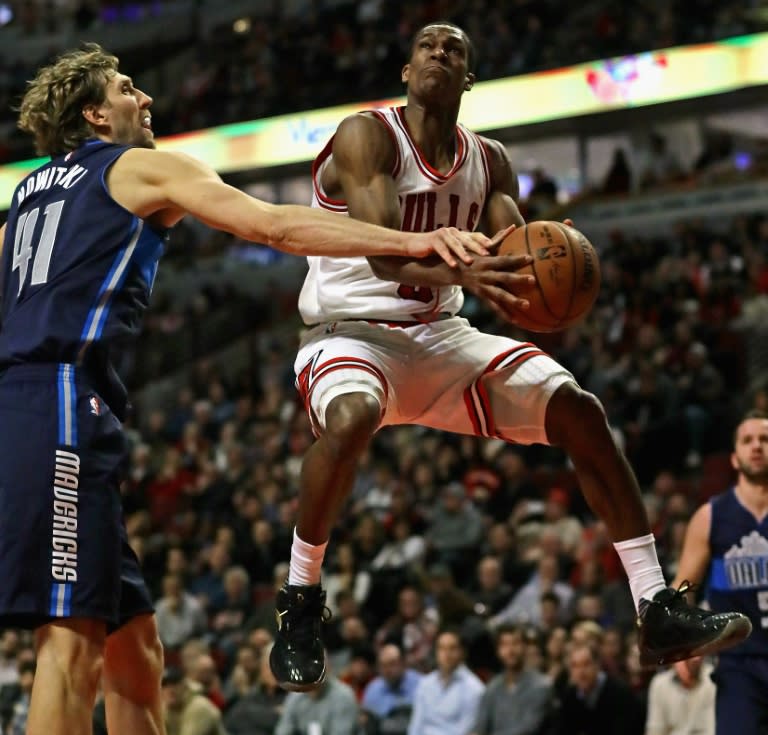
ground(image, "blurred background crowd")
xmin=2 ymin=1 xmax=768 ymax=734
xmin=0 ymin=0 xmax=766 ymax=162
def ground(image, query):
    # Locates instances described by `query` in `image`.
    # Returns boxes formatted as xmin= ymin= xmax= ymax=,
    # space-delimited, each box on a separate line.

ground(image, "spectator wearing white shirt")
xmin=155 ymin=574 xmax=208 ymax=651
xmin=645 ymin=657 xmax=715 ymax=735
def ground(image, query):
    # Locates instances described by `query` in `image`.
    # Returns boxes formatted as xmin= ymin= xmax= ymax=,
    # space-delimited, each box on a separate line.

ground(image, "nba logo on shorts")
xmin=89 ymin=396 xmax=101 ymax=416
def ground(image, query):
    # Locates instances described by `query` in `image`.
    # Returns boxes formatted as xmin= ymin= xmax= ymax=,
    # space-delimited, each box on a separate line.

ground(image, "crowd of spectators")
xmin=0 ymin=206 xmax=766 ymax=733
xmin=0 ymin=0 xmax=766 ymax=163
xmin=1 ymin=5 xmax=768 ymax=734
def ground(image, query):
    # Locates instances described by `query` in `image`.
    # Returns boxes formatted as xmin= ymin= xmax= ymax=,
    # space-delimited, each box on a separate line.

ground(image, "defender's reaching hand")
xmin=405 ymin=226 xmax=491 ymax=267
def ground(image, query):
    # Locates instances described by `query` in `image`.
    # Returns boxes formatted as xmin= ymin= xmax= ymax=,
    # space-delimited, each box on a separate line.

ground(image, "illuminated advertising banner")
xmin=1 ymin=32 xmax=767 ymax=210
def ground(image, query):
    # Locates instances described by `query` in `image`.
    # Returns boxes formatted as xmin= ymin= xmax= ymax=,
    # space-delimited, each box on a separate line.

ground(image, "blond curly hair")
xmin=17 ymin=43 xmax=119 ymax=156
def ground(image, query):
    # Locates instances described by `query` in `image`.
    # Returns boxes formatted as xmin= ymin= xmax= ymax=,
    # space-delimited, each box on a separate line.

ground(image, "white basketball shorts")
xmin=294 ymin=317 xmax=577 ymax=445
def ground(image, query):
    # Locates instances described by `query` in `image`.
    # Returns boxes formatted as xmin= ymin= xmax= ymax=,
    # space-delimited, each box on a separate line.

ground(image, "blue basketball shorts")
xmin=0 ymin=363 xmax=153 ymax=631
xmin=712 ymin=655 xmax=768 ymax=735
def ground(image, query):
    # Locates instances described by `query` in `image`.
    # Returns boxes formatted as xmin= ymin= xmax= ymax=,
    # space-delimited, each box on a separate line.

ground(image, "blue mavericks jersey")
xmin=0 ymin=140 xmax=166 ymax=419
xmin=707 ymin=487 xmax=768 ymax=657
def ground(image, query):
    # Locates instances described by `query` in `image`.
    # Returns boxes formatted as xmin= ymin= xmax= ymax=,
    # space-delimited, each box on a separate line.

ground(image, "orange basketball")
xmin=498 ymin=221 xmax=601 ymax=333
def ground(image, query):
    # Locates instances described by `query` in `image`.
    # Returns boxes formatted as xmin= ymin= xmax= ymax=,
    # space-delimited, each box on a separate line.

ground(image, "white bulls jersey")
xmin=298 ymin=106 xmax=492 ymax=324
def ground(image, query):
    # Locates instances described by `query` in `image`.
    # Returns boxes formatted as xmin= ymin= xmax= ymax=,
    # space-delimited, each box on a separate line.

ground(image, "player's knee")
xmin=546 ymin=383 xmax=608 ymax=451
xmin=324 ymin=392 xmax=381 ymax=453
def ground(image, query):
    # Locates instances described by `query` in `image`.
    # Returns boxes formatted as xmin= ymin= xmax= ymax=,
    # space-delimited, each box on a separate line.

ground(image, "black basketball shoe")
xmin=269 ymin=583 xmax=330 ymax=692
xmin=637 ymin=583 xmax=752 ymax=666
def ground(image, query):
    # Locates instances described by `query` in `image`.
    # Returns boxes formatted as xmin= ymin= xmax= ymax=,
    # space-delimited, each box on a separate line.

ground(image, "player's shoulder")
xmin=476 ymin=134 xmax=511 ymax=165
xmin=111 ymin=147 xmax=209 ymax=182
xmin=474 ymin=134 xmax=516 ymax=195
xmin=335 ymin=111 xmax=393 ymax=144
xmin=690 ymin=499 xmax=714 ymax=531
xmin=333 ymin=111 xmax=397 ymax=169
xmin=116 ymin=147 xmax=195 ymax=166
xmin=109 ymin=146 xmax=161 ymax=173
xmin=708 ymin=487 xmax=736 ymax=511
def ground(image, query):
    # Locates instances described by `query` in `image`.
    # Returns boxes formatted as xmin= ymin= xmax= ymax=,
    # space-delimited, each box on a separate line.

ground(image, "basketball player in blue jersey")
xmin=674 ymin=410 xmax=768 ymax=735
xmin=269 ymin=20 xmax=751 ymax=692
xmin=0 ymin=44 xmax=504 ymax=735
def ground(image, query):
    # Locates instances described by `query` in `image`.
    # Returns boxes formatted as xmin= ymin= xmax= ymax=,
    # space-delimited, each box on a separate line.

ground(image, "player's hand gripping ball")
xmin=499 ymin=221 xmax=601 ymax=332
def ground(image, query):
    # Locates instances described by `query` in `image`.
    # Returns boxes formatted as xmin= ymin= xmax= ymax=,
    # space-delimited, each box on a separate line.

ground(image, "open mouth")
xmin=141 ymin=115 xmax=153 ymax=131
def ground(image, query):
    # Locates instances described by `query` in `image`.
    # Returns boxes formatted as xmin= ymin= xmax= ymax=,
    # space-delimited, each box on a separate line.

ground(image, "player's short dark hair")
xmin=733 ymin=409 xmax=768 ymax=445
xmin=410 ymin=21 xmax=477 ymax=73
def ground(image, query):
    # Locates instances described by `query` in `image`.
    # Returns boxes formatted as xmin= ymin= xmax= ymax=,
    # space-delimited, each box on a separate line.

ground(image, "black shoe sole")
xmin=639 ymin=616 xmax=753 ymax=667
xmin=269 ymin=648 xmax=328 ymax=692
xmin=270 ymin=650 xmax=327 ymax=693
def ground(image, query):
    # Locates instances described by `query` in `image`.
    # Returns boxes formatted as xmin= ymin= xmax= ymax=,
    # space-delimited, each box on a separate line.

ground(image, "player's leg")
xmin=28 ymin=618 xmax=106 ymax=735
xmin=484 ymin=364 xmax=750 ymax=665
xmin=271 ymin=323 xmax=395 ymax=691
xmin=102 ymin=528 xmax=164 ymax=734
xmin=0 ymin=366 xmax=126 ymax=732
xmin=297 ymin=388 xmax=382 ymax=545
xmin=544 ymin=381 xmax=750 ymax=663
xmin=103 ymin=613 xmax=165 ymax=734
xmin=544 ymin=382 xmax=661 ymax=587
xmin=413 ymin=325 xmax=647 ymax=545
xmin=411 ymin=324 xmax=750 ymax=666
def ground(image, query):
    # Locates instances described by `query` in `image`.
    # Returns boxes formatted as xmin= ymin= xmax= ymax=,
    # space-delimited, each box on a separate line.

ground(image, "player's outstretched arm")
xmin=672 ymin=503 xmax=712 ymax=593
xmin=108 ymin=148 xmax=489 ymax=263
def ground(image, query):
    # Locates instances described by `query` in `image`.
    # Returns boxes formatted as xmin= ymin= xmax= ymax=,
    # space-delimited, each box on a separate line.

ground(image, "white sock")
xmin=288 ymin=529 xmax=328 ymax=586
xmin=613 ymin=534 xmax=667 ymax=611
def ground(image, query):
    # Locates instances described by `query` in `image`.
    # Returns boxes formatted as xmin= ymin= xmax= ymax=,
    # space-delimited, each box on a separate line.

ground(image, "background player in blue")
xmin=0 ymin=44 xmax=505 ymax=735
xmin=674 ymin=410 xmax=768 ymax=735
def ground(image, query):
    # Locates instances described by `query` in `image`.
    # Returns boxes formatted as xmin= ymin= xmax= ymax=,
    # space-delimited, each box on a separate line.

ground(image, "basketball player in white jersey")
xmin=269 ymin=21 xmax=750 ymax=691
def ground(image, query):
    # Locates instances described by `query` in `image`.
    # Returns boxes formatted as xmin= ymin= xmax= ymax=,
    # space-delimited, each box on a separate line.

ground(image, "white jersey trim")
xmin=311 ymin=137 xmax=347 ymax=212
xmin=390 ymin=106 xmax=469 ymax=184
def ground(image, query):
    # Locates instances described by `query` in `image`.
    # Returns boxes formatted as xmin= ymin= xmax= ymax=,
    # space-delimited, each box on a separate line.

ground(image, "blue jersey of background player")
xmin=0 ymin=44 xmax=497 ymax=735
xmin=675 ymin=409 xmax=768 ymax=735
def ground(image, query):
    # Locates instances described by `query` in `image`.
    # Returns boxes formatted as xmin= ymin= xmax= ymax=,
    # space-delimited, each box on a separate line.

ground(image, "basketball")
xmin=498 ymin=221 xmax=601 ymax=333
